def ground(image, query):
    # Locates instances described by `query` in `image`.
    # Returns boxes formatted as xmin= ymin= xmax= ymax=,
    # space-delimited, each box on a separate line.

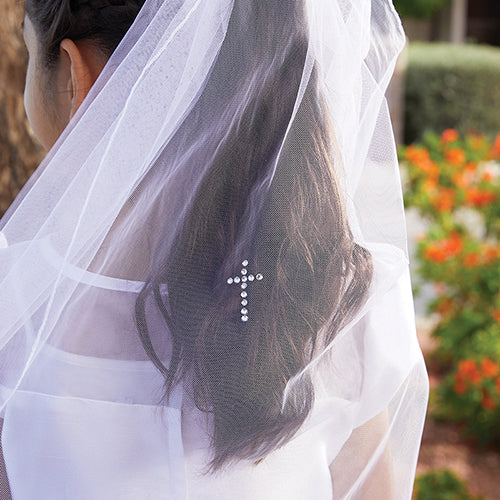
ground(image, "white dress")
xmin=1 ymin=243 xmax=427 ymax=499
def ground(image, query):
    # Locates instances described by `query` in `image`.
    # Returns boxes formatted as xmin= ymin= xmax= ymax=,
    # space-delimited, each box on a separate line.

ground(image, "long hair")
xmin=135 ymin=0 xmax=374 ymax=470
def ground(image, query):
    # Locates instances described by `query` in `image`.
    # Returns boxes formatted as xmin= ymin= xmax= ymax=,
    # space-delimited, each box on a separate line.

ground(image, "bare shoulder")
xmin=329 ymin=410 xmax=396 ymax=500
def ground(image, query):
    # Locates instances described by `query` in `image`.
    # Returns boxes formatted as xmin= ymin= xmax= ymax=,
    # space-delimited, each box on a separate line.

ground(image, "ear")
xmin=59 ymin=39 xmax=102 ymax=118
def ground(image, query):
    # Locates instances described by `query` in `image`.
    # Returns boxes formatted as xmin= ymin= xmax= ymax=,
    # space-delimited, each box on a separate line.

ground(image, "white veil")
xmin=0 ymin=0 xmax=428 ymax=498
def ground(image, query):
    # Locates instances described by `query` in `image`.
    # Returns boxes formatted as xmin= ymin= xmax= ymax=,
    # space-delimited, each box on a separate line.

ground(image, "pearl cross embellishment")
xmin=226 ymin=260 xmax=263 ymax=322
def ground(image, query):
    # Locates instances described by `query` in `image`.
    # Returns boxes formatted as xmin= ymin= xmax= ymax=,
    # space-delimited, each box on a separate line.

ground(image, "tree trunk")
xmin=0 ymin=1 xmax=43 ymax=217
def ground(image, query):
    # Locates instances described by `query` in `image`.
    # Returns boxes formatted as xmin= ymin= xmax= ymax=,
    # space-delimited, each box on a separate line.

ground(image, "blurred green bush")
xmin=405 ymin=43 xmax=500 ymax=145
xmin=414 ymin=470 xmax=482 ymax=500
xmin=394 ymin=0 xmax=450 ymax=19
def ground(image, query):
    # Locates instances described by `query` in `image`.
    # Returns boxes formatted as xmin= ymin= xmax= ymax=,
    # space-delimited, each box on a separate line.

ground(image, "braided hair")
xmin=25 ymin=0 xmax=145 ymax=68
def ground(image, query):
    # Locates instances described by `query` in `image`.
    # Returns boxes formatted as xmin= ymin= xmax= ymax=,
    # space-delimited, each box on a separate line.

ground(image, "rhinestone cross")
xmin=226 ymin=260 xmax=263 ymax=322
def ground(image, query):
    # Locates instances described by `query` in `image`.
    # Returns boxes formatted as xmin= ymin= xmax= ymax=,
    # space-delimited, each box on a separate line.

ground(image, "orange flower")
xmin=492 ymin=309 xmax=500 ymax=322
xmin=481 ymin=390 xmax=496 ymax=410
xmin=423 ymin=233 xmax=463 ymax=263
xmin=482 ymin=245 xmax=499 ymax=265
xmin=405 ymin=145 xmax=430 ymax=165
xmin=465 ymin=161 xmax=477 ymax=172
xmin=418 ymin=159 xmax=440 ymax=179
xmin=453 ymin=378 xmax=467 ymax=395
xmin=480 ymin=358 xmax=500 ymax=378
xmin=470 ymin=371 xmax=483 ymax=385
xmin=445 ymin=148 xmax=466 ymax=166
xmin=430 ymin=188 xmax=455 ymax=212
xmin=463 ymin=252 xmax=480 ymax=268
xmin=447 ymin=233 xmax=464 ymax=254
xmin=465 ymin=188 xmax=497 ymax=207
xmin=491 ymin=133 xmax=500 ymax=159
xmin=452 ymin=171 xmax=474 ymax=189
xmin=424 ymin=246 xmax=447 ymax=263
xmin=496 ymin=377 xmax=500 ymax=394
xmin=441 ymin=129 xmax=459 ymax=144
xmin=457 ymin=359 xmax=482 ymax=385
xmin=458 ymin=360 xmax=477 ymax=374
xmin=482 ymin=171 xmax=494 ymax=183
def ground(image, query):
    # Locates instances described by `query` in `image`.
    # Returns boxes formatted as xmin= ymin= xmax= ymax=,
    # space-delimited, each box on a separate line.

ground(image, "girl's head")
xmin=23 ymin=0 xmax=145 ymax=148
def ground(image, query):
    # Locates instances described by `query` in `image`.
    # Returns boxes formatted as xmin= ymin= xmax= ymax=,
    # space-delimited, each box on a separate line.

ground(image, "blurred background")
xmin=0 ymin=1 xmax=499 ymax=498
xmin=387 ymin=1 xmax=500 ymax=499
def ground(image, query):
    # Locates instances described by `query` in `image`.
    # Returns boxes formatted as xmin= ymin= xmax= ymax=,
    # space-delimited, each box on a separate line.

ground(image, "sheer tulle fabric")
xmin=0 ymin=0 xmax=428 ymax=498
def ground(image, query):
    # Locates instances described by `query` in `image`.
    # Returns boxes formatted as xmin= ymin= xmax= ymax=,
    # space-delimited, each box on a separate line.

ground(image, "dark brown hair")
xmin=25 ymin=0 xmax=143 ymax=68
xmin=27 ymin=0 xmax=373 ymax=470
